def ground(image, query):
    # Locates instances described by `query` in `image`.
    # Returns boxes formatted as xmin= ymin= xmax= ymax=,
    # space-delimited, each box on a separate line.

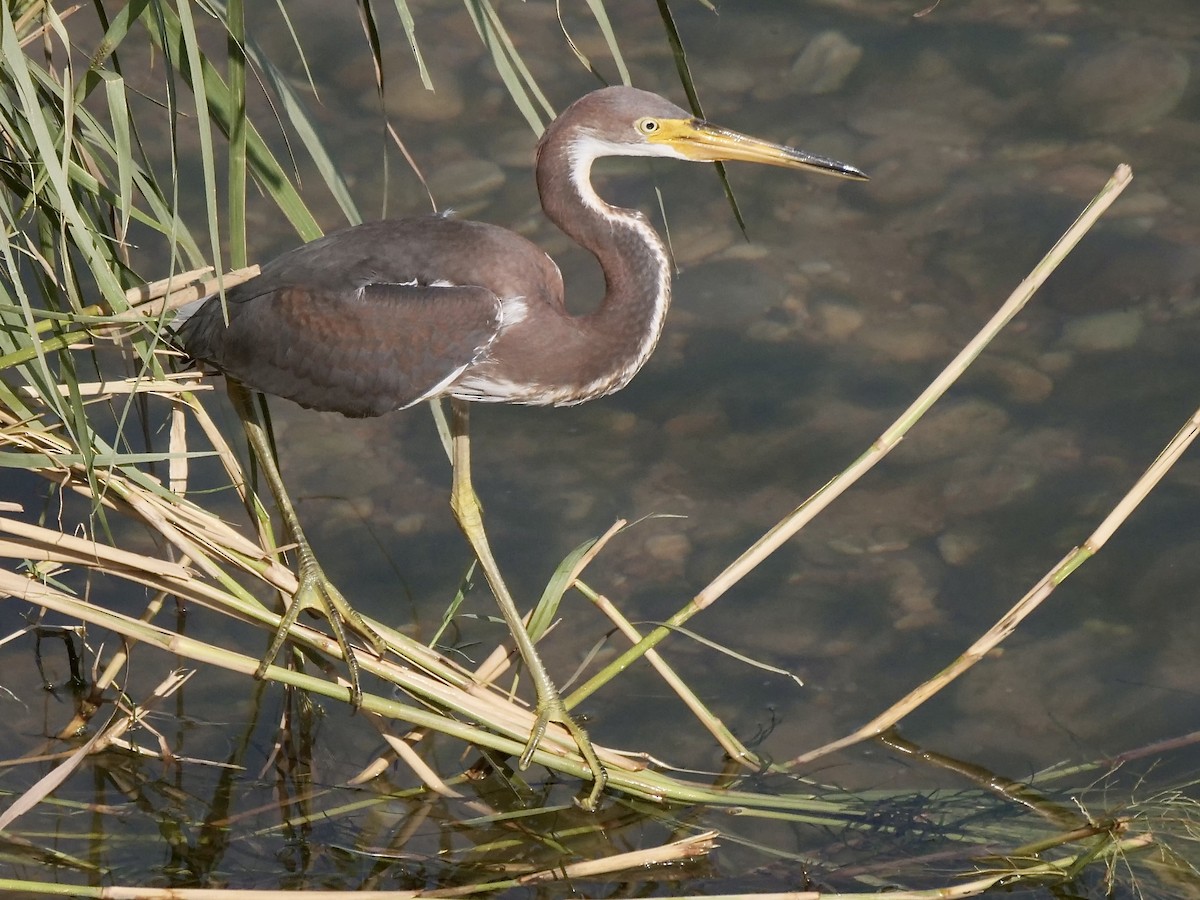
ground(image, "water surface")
xmin=3 ymin=1 xmax=1199 ymax=894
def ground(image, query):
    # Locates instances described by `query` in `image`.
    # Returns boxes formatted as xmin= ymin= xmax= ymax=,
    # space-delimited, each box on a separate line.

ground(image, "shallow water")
xmin=3 ymin=0 xmax=1199 ymax=895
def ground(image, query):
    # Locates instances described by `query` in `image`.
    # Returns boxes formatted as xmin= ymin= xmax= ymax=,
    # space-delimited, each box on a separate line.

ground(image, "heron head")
xmin=547 ymin=86 xmax=868 ymax=181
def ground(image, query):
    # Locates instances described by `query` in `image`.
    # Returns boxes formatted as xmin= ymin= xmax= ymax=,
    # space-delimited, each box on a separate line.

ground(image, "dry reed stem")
xmin=16 ymin=373 xmax=207 ymax=399
xmin=361 ymin=522 xmax=636 ymax=783
xmin=124 ymin=266 xmax=215 ymax=302
xmin=0 ymin=833 xmax=1149 ymax=899
xmin=697 ymin=165 xmax=1134 ymax=617
xmin=0 ymin=516 xmax=188 ymax=577
xmin=0 ymin=720 xmax=109 ymax=831
xmin=581 ymin=579 xmax=761 ymax=767
xmin=566 ymin=164 xmax=1133 ymax=711
xmin=421 ymin=831 xmax=718 ymax=897
xmin=376 ymin=731 xmax=465 ymax=799
xmin=510 ymin=830 xmax=717 ymax=887
xmin=0 ymin=567 xmax=641 ymax=781
xmin=124 ymin=265 xmax=260 ymax=315
xmin=177 ymin=389 xmax=256 ymax=508
xmin=123 ymin=266 xmax=215 ymax=304
xmin=0 ymin=670 xmax=192 ymax=830
xmin=56 ymin=587 xmax=176 ymax=739
xmin=0 ymin=403 xmax=500 ymax=720
xmin=6 ymin=564 xmax=883 ymax=809
xmin=788 ymin=401 xmax=1200 ymax=767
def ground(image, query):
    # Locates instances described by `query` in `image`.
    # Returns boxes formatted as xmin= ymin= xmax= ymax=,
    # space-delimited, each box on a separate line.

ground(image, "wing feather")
xmin=182 ymin=281 xmax=500 ymax=418
xmin=176 ymin=215 xmax=561 ymax=417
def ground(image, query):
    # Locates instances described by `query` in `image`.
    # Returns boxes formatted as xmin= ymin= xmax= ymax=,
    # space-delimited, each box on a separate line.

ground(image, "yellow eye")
xmin=637 ymin=117 xmax=660 ymax=135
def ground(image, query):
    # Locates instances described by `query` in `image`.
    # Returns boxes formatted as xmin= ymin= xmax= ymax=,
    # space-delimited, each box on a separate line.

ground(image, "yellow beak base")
xmin=650 ymin=118 xmax=868 ymax=181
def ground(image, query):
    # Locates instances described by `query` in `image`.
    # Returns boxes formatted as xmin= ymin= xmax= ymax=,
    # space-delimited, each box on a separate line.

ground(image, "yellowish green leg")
xmin=228 ymin=380 xmax=387 ymax=708
xmin=448 ymin=399 xmax=607 ymax=810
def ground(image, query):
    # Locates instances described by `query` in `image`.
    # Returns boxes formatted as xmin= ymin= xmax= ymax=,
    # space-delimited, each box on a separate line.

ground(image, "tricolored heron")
xmin=177 ymin=85 xmax=866 ymax=809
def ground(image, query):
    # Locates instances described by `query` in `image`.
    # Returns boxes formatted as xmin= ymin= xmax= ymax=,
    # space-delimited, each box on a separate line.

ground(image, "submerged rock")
xmin=790 ymin=31 xmax=864 ymax=95
xmin=1057 ymin=38 xmax=1189 ymax=134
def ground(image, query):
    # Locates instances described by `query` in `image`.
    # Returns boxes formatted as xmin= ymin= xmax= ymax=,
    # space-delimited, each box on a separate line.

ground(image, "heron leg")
xmin=447 ymin=399 xmax=607 ymax=810
xmin=228 ymin=380 xmax=387 ymax=708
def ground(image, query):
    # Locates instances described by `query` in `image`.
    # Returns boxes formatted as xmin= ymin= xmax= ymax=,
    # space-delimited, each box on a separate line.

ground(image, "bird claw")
xmin=256 ymin=555 xmax=388 ymax=709
xmin=519 ymin=694 xmax=608 ymax=812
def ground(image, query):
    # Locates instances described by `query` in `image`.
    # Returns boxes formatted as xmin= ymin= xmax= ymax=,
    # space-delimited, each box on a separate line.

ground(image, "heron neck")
xmin=536 ymin=137 xmax=671 ymax=396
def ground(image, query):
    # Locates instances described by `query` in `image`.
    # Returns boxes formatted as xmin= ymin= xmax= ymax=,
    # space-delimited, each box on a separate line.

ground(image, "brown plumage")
xmin=177 ymin=87 xmax=866 ymax=415
xmin=174 ymin=87 xmax=864 ymax=805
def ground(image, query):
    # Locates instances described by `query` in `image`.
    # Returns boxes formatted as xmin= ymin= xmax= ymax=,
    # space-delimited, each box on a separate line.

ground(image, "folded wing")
xmin=180 ymin=280 xmax=501 ymax=418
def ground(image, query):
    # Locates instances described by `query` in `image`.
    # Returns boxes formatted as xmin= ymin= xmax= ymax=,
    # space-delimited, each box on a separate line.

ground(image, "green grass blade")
xmin=141 ymin=2 xmax=323 ymax=241
xmin=390 ymin=0 xmax=433 ymax=90
xmin=226 ymin=0 xmax=248 ymax=269
xmin=272 ymin=0 xmax=319 ymax=96
xmin=176 ymin=0 xmax=225 ymax=276
xmin=581 ymin=0 xmax=630 ymax=85
xmin=0 ymin=9 xmax=126 ymax=307
xmin=527 ymin=538 xmax=596 ymax=642
xmin=463 ymin=0 xmax=549 ymax=133
xmin=252 ymin=53 xmax=362 ymax=226
xmin=653 ymin=0 xmax=746 ymax=234
xmin=98 ymin=71 xmax=134 ymax=242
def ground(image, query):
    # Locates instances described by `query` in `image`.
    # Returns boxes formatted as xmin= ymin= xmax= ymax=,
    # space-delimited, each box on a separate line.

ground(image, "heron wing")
xmin=184 ymin=281 xmax=501 ymax=418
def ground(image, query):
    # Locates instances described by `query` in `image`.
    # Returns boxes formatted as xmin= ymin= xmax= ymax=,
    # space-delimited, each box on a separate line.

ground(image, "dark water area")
xmin=2 ymin=0 xmax=1199 ymax=895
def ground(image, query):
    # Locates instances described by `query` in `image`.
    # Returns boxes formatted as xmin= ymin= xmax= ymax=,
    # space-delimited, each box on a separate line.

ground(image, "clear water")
xmin=3 ymin=0 xmax=1199 ymax=894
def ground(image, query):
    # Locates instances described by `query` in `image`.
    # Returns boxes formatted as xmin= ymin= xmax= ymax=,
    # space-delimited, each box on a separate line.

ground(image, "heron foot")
xmin=256 ymin=553 xmax=388 ymax=709
xmin=519 ymin=690 xmax=608 ymax=811
xmin=448 ymin=399 xmax=607 ymax=808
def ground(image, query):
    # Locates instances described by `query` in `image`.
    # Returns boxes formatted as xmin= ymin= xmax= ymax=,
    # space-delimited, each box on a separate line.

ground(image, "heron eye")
xmin=637 ymin=118 xmax=660 ymax=136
